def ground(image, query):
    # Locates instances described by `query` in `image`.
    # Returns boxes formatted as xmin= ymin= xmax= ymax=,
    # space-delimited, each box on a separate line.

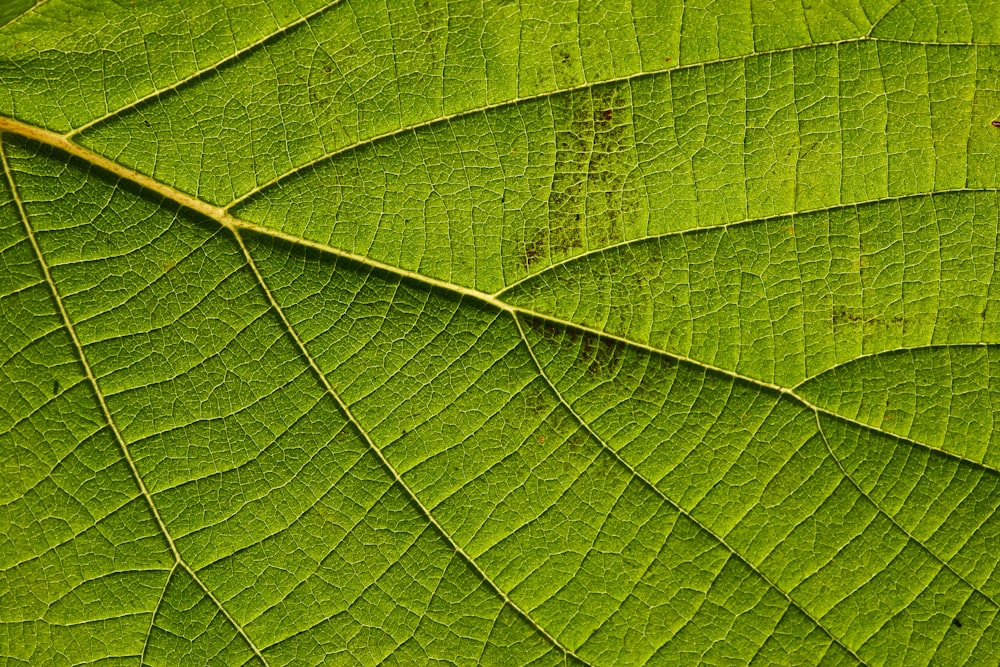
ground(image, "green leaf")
xmin=0 ymin=0 xmax=37 ymax=30
xmin=2 ymin=1 xmax=999 ymax=664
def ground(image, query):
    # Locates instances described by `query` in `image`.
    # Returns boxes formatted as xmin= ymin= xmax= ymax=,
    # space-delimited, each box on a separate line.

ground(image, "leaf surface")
xmin=2 ymin=1 xmax=1000 ymax=665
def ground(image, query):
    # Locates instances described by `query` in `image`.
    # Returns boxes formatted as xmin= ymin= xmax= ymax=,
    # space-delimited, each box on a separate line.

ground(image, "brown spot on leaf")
xmin=832 ymin=309 xmax=865 ymax=326
xmin=543 ymin=85 xmax=636 ymax=266
xmin=523 ymin=230 xmax=548 ymax=271
xmin=526 ymin=316 xmax=565 ymax=341
xmin=583 ymin=333 xmax=626 ymax=378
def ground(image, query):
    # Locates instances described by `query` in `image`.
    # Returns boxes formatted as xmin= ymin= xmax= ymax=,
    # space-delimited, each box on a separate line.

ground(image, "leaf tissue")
xmin=2 ymin=1 xmax=1000 ymax=665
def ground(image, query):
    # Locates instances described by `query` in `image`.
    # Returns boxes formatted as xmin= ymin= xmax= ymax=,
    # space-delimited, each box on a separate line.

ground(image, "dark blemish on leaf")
xmin=143 ymin=119 xmax=151 ymax=128
xmin=53 ymin=379 xmax=60 ymax=395
xmin=832 ymin=309 xmax=863 ymax=325
xmin=583 ymin=333 xmax=626 ymax=378
xmin=588 ymin=86 xmax=633 ymax=247
xmin=522 ymin=379 xmax=553 ymax=419
xmin=523 ymin=229 xmax=548 ymax=270
xmin=992 ymin=120 xmax=1000 ymax=128
xmin=953 ymin=617 xmax=963 ymax=628
xmin=307 ymin=58 xmax=340 ymax=114
xmin=525 ymin=316 xmax=563 ymax=341
xmin=545 ymin=86 xmax=633 ymax=265
xmin=526 ymin=315 xmax=580 ymax=349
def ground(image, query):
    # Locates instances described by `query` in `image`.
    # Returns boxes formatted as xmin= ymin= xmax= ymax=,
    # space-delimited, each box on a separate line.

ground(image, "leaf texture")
xmin=2 ymin=1 xmax=1000 ymax=665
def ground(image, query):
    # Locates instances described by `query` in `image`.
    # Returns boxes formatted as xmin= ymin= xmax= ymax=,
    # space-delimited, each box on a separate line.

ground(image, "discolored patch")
xmin=536 ymin=83 xmax=639 ymax=272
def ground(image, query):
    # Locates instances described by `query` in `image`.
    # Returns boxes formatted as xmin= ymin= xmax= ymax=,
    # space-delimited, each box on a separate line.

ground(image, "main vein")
xmin=4 ymin=99 xmax=998 ymax=660
xmin=1 ymin=112 xmax=994 ymax=479
xmin=0 ymin=135 xmax=270 ymax=666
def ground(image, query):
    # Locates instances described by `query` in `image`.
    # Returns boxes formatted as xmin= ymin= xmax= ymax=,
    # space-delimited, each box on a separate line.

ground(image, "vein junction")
xmin=0 ymin=113 xmax=993 ymax=477
xmin=3 ymin=109 xmax=999 ymax=664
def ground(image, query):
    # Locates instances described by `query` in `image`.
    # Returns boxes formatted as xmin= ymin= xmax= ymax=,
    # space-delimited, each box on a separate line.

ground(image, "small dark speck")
xmin=992 ymin=120 xmax=1000 ymax=128
xmin=53 ymin=379 xmax=60 ymax=395
xmin=953 ymin=617 xmax=963 ymax=628
xmin=143 ymin=119 xmax=151 ymax=128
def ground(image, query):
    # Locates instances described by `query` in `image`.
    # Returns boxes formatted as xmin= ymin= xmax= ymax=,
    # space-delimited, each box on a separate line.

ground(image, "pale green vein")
xmin=225 ymin=35 xmax=888 ymax=211
xmin=67 ymin=0 xmax=347 ymax=139
xmin=510 ymin=311 xmax=867 ymax=665
xmin=222 ymin=34 xmax=989 ymax=212
xmin=222 ymin=215 xmax=1000 ymax=483
xmin=139 ymin=563 xmax=177 ymax=667
xmin=231 ymin=226 xmax=588 ymax=666
xmin=811 ymin=410 xmax=1000 ymax=612
xmin=514 ymin=307 xmax=1000 ymax=478
xmin=494 ymin=188 xmax=1000 ymax=297
xmin=0 ymin=0 xmax=47 ymax=31
xmin=2 ymin=112 xmax=995 ymax=489
xmin=0 ymin=134 xmax=270 ymax=667
xmin=793 ymin=343 xmax=998 ymax=388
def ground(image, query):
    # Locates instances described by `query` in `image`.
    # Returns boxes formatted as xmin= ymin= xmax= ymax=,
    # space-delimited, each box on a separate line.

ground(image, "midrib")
xmin=1 ymin=112 xmax=995 ymax=479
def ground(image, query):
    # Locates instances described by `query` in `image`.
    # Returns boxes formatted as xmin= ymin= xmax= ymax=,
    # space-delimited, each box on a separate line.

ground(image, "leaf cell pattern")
xmin=2 ymin=1 xmax=1000 ymax=665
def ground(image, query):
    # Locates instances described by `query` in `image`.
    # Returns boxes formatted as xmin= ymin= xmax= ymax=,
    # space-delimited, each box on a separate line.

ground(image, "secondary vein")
xmin=1 ymin=113 xmax=995 ymax=478
xmin=510 ymin=311 xmax=868 ymax=664
xmin=231 ymin=226 xmax=588 ymax=665
xmin=0 ymin=134 xmax=271 ymax=667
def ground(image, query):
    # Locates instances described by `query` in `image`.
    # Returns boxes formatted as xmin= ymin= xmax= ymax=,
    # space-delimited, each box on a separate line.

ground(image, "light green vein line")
xmin=233 ymin=214 xmax=942 ymax=479
xmin=0 ymin=135 xmax=270 ymax=667
xmin=139 ymin=563 xmax=177 ymax=666
xmin=494 ymin=188 xmax=1000 ymax=298
xmin=219 ymin=36 xmax=992 ymax=211
xmin=2 ymin=113 xmax=994 ymax=477
xmin=230 ymin=226 xmax=589 ymax=666
xmin=0 ymin=0 xmax=49 ymax=31
xmin=793 ymin=343 xmax=997 ymax=388
xmin=812 ymin=410 xmax=1000 ymax=611
xmin=513 ymin=308 xmax=1000 ymax=478
xmin=67 ymin=0 xmax=347 ymax=138
xmin=217 ymin=222 xmax=998 ymax=483
xmin=224 ymin=35 xmax=885 ymax=211
xmin=510 ymin=311 xmax=868 ymax=666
